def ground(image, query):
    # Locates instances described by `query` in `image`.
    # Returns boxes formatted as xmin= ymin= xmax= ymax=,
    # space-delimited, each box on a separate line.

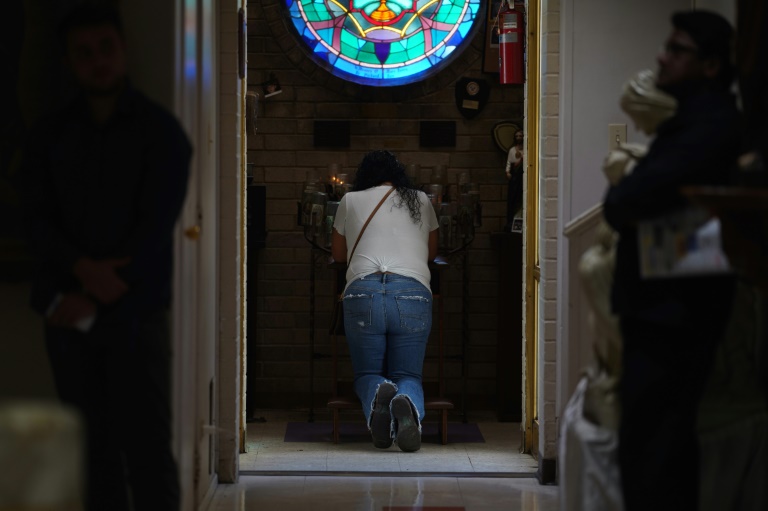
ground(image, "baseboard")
xmin=536 ymin=457 xmax=557 ymax=485
xmin=198 ymin=474 xmax=218 ymax=511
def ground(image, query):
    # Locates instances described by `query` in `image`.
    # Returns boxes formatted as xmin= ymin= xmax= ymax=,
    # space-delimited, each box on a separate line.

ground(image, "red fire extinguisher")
xmin=498 ymin=0 xmax=524 ymax=84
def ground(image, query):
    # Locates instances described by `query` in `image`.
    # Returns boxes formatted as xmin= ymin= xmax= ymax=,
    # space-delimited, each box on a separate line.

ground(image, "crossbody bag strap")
xmin=348 ymin=186 xmax=395 ymax=263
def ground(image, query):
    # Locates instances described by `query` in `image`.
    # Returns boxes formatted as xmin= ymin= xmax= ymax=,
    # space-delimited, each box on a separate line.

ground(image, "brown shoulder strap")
xmin=348 ymin=187 xmax=395 ymax=263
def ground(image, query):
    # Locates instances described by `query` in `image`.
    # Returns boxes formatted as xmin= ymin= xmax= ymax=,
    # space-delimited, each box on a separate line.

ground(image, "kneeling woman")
xmin=331 ymin=150 xmax=438 ymax=452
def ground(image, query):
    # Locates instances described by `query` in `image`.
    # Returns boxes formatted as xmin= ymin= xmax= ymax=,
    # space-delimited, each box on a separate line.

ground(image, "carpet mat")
xmin=284 ymin=422 xmax=485 ymax=444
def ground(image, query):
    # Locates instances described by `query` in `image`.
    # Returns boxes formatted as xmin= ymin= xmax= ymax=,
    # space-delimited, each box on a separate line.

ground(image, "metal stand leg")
xmin=309 ymin=248 xmax=315 ymax=423
xmin=462 ymin=252 xmax=469 ymax=423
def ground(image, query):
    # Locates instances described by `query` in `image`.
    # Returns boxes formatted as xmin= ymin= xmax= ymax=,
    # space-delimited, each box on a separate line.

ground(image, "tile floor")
xmin=238 ymin=409 xmax=539 ymax=475
xmin=206 ymin=475 xmax=561 ymax=511
xmin=208 ymin=409 xmax=559 ymax=510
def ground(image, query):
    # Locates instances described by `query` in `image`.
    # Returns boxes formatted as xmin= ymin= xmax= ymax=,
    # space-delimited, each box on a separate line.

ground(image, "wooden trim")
xmin=239 ymin=2 xmax=248 ymax=454
xmin=523 ymin=0 xmax=540 ymax=455
xmin=563 ymin=202 xmax=604 ymax=238
xmin=536 ymin=456 xmax=557 ymax=485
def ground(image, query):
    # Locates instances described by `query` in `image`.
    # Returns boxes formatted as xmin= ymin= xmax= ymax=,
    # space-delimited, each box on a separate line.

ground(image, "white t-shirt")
xmin=333 ymin=185 xmax=439 ymax=294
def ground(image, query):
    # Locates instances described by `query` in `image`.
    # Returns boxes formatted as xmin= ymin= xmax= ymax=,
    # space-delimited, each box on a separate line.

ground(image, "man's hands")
xmin=48 ymin=256 xmax=130 ymax=329
xmin=48 ymin=293 xmax=96 ymax=329
xmin=73 ymin=256 xmax=130 ymax=304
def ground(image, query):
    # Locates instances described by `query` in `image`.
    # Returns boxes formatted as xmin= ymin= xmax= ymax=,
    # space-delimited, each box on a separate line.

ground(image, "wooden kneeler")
xmin=327 ymin=381 xmax=453 ymax=445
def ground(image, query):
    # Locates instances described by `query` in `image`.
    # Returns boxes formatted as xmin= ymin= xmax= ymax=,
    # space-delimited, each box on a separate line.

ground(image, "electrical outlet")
xmin=609 ymin=124 xmax=627 ymax=149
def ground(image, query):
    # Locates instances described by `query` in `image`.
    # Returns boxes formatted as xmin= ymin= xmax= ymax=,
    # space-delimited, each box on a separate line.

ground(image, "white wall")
xmin=556 ymin=0 xmax=694 ymax=434
xmin=556 ymin=0 xmax=737 ymax=420
xmin=565 ymin=0 xmax=692 ymax=221
xmin=564 ymin=0 xmax=736 ymax=220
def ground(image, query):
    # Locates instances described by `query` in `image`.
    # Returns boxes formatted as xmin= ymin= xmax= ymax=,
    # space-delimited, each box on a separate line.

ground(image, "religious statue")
xmin=505 ymin=129 xmax=525 ymax=231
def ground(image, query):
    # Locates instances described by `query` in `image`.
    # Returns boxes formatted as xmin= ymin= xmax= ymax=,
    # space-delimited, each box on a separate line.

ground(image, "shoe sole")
xmin=371 ymin=383 xmax=396 ymax=449
xmin=392 ymin=397 xmax=421 ymax=452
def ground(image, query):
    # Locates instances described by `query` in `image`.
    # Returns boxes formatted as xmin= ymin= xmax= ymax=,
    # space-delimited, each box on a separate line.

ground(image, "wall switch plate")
xmin=609 ymin=124 xmax=627 ymax=148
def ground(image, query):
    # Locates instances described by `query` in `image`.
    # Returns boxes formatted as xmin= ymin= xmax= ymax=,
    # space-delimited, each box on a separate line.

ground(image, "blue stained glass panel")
xmin=286 ymin=0 xmax=481 ymax=86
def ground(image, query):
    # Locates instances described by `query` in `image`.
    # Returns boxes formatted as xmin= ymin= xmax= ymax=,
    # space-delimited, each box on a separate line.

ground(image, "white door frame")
xmin=171 ymin=0 xmax=219 ymax=508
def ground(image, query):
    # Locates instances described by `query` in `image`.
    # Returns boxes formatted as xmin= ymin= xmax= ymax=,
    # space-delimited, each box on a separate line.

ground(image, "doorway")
xmin=237 ymin=0 xmax=542 ymax=476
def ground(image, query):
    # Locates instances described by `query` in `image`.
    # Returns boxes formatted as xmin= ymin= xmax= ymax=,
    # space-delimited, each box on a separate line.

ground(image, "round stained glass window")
xmin=286 ymin=0 xmax=483 ymax=87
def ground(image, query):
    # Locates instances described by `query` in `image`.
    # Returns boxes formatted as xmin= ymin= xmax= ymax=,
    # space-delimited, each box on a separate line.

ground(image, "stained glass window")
xmin=286 ymin=0 xmax=482 ymax=86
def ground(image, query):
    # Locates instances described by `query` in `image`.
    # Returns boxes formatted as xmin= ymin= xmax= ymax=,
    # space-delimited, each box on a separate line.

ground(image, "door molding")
xmin=523 ymin=0 xmax=540 ymax=454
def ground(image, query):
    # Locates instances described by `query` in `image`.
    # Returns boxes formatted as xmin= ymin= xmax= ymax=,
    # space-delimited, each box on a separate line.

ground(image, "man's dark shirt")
xmin=603 ymin=89 xmax=740 ymax=325
xmin=23 ymin=85 xmax=191 ymax=317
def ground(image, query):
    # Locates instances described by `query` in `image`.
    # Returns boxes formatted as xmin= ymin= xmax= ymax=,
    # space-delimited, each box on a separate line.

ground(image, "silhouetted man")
xmin=22 ymin=5 xmax=191 ymax=510
xmin=603 ymin=10 xmax=740 ymax=511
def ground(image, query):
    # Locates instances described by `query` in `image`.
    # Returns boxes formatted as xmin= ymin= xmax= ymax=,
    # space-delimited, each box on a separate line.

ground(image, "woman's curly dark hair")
xmin=353 ymin=150 xmax=422 ymax=224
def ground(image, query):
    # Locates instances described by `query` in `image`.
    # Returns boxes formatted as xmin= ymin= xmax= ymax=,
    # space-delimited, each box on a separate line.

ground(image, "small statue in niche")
xmin=505 ymin=129 xmax=525 ymax=231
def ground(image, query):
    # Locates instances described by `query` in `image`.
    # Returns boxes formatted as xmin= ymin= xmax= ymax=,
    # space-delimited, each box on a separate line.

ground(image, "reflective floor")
xmin=208 ymin=409 xmax=558 ymax=510
xmin=207 ymin=475 xmax=560 ymax=511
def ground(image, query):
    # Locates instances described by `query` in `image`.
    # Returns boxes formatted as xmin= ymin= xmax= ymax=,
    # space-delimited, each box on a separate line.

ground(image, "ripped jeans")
xmin=342 ymin=273 xmax=432 ymax=428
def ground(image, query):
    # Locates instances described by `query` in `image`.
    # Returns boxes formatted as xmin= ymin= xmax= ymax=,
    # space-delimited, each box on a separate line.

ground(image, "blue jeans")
xmin=343 ymin=273 xmax=432 ymax=429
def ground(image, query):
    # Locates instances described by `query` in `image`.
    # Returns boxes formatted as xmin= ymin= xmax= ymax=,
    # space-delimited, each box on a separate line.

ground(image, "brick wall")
xmin=538 ymin=0 xmax=560 ymax=461
xmin=246 ymin=0 xmax=525 ymax=415
xmin=219 ymin=0 xmax=245 ymax=480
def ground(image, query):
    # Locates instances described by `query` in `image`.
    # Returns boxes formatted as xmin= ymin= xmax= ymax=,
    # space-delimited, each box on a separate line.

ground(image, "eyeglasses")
xmin=661 ymin=42 xmax=699 ymax=57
